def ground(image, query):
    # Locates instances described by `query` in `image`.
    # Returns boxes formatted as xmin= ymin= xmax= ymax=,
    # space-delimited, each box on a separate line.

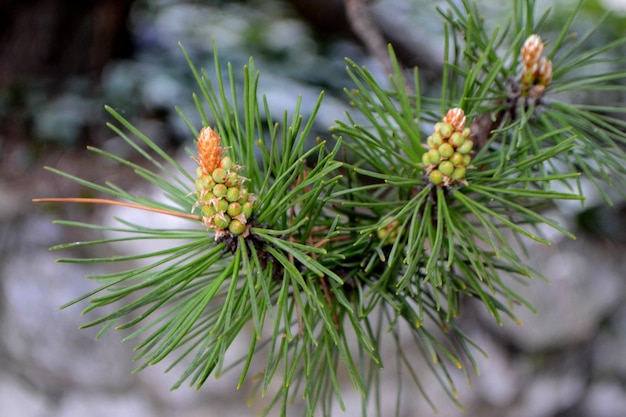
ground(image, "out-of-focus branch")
xmin=283 ymin=0 xmax=443 ymax=83
xmin=345 ymin=0 xmax=394 ymax=76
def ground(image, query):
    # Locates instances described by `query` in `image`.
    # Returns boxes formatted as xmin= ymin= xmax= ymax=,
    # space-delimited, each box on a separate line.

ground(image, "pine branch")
xmin=31 ymin=1 xmax=626 ymax=416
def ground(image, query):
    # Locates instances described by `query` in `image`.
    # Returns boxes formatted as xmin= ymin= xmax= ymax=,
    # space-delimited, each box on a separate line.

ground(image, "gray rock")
xmin=0 ymin=375 xmax=50 ymax=417
xmin=508 ymin=372 xmax=586 ymax=417
xmin=54 ymin=391 xmax=155 ymax=417
xmin=471 ymin=331 xmax=529 ymax=407
xmin=582 ymin=380 xmax=626 ymax=417
xmin=482 ymin=238 xmax=625 ymax=351
xmin=592 ymin=304 xmax=626 ymax=379
xmin=1 ymin=251 xmax=136 ymax=392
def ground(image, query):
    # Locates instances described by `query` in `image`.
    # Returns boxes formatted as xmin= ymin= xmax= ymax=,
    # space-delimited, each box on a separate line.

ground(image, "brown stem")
xmin=306 ymin=227 xmax=340 ymax=330
xmin=294 ymin=293 xmax=304 ymax=338
xmin=32 ymin=198 xmax=202 ymax=221
xmin=345 ymin=0 xmax=414 ymax=92
xmin=345 ymin=0 xmax=391 ymax=72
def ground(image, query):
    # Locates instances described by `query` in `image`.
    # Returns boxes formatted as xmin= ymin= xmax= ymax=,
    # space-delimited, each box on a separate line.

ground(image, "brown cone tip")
xmin=444 ymin=108 xmax=466 ymax=131
xmin=196 ymin=127 xmax=223 ymax=174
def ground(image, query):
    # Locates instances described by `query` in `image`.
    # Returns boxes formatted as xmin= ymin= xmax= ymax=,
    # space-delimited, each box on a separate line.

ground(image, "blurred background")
xmin=1 ymin=0 xmax=625 ymax=416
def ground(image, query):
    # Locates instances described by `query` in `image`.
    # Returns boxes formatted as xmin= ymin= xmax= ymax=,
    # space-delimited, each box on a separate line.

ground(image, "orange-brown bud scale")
xmin=537 ymin=57 xmax=552 ymax=86
xmin=521 ymin=34 xmax=543 ymax=67
xmin=443 ymin=108 xmax=466 ymax=131
xmin=520 ymin=34 xmax=552 ymax=97
xmin=196 ymin=127 xmax=223 ymax=174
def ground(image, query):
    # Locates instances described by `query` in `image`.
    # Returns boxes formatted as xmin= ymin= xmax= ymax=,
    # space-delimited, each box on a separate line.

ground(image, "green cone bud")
xmin=422 ymin=152 xmax=431 ymax=166
xmin=217 ymin=198 xmax=229 ymax=212
xmin=462 ymin=154 xmax=472 ymax=166
xmin=429 ymin=169 xmax=444 ymax=185
xmin=242 ymin=201 xmax=253 ymax=218
xmin=457 ymin=140 xmax=474 ymax=155
xmin=238 ymin=188 xmax=249 ymax=205
xmin=439 ymin=143 xmax=454 ymax=159
xmin=213 ymin=183 xmax=227 ymax=198
xmin=431 ymin=131 xmax=443 ymax=147
xmin=226 ymin=187 xmax=240 ymax=202
xmin=449 ymin=132 xmax=465 ymax=148
xmin=228 ymin=219 xmax=246 ymax=235
xmin=427 ymin=149 xmax=441 ymax=165
xmin=376 ymin=220 xmax=398 ymax=245
xmin=220 ymin=156 xmax=232 ymax=171
xmin=450 ymin=152 xmax=464 ymax=166
xmin=438 ymin=122 xmax=453 ymax=139
xmin=439 ymin=160 xmax=454 ymax=176
xmin=451 ymin=166 xmax=467 ymax=180
xmin=462 ymin=127 xmax=471 ymax=138
xmin=227 ymin=202 xmax=242 ymax=217
xmin=213 ymin=213 xmax=231 ymax=229
xmin=212 ymin=168 xmax=227 ymax=184
xmin=225 ymin=172 xmax=240 ymax=187
xmin=200 ymin=176 xmax=215 ymax=190
xmin=195 ymin=166 xmax=204 ymax=179
xmin=202 ymin=191 xmax=215 ymax=203
xmin=202 ymin=205 xmax=216 ymax=217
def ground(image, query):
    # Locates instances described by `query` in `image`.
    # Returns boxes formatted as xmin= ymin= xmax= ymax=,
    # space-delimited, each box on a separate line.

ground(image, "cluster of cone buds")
xmin=376 ymin=218 xmax=399 ymax=246
xmin=520 ymin=34 xmax=552 ymax=97
xmin=193 ymin=127 xmax=254 ymax=239
xmin=422 ymin=108 xmax=473 ymax=187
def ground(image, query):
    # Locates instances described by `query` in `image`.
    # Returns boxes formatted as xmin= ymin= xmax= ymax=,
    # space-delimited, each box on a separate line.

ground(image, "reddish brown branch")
xmin=345 ymin=0 xmax=393 ymax=76
xmin=32 ymin=198 xmax=202 ymax=221
xmin=345 ymin=0 xmax=414 ymax=93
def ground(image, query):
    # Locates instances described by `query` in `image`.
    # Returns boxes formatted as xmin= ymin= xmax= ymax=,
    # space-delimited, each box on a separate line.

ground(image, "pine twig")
xmin=32 ymin=198 xmax=202 ymax=221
